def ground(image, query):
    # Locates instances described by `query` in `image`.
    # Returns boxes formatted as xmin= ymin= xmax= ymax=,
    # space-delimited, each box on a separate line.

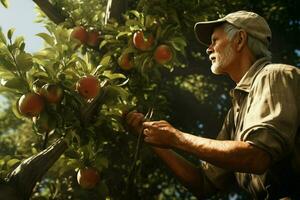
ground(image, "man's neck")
xmin=229 ymin=52 xmax=256 ymax=83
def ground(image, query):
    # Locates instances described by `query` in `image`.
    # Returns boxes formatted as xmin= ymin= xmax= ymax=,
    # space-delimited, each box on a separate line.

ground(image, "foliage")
xmin=0 ymin=0 xmax=8 ymax=8
xmin=0 ymin=0 xmax=299 ymax=199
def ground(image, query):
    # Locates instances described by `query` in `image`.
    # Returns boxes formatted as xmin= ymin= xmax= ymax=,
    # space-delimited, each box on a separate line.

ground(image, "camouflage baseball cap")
xmin=194 ymin=10 xmax=272 ymax=47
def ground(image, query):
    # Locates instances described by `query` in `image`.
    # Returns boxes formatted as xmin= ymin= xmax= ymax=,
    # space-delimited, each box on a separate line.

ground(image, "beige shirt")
xmin=201 ymin=58 xmax=300 ymax=199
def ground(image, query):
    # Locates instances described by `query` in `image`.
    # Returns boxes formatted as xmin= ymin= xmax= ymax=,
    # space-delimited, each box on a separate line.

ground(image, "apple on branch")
xmin=18 ymin=93 xmax=45 ymax=117
xmin=76 ymin=75 xmax=100 ymax=100
xmin=87 ymin=31 xmax=101 ymax=47
xmin=154 ymin=44 xmax=173 ymax=65
xmin=118 ymin=53 xmax=134 ymax=71
xmin=132 ymin=31 xmax=154 ymax=51
xmin=40 ymin=83 xmax=64 ymax=104
xmin=71 ymin=26 xmax=88 ymax=45
xmin=77 ymin=167 xmax=100 ymax=189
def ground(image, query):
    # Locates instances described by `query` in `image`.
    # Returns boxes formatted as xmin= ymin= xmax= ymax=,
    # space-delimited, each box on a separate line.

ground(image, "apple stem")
xmin=42 ymin=131 xmax=50 ymax=149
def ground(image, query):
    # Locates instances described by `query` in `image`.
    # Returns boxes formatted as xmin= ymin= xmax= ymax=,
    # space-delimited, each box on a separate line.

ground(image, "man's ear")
xmin=236 ymin=30 xmax=248 ymax=51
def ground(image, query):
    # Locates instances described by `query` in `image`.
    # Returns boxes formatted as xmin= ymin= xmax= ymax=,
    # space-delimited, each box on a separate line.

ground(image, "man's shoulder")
xmin=261 ymin=63 xmax=300 ymax=74
xmin=250 ymin=62 xmax=300 ymax=90
xmin=256 ymin=63 xmax=300 ymax=80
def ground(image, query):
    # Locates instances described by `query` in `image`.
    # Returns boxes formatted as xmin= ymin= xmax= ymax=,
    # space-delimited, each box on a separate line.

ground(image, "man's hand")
xmin=143 ymin=120 xmax=182 ymax=148
xmin=125 ymin=111 xmax=145 ymax=134
xmin=126 ymin=112 xmax=182 ymax=148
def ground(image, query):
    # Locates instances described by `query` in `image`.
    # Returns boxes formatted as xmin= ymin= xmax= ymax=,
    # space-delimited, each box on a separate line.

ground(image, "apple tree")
xmin=0 ymin=0 xmax=192 ymax=199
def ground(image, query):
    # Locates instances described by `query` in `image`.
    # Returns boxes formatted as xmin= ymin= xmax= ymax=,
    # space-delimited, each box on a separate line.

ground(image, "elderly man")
xmin=126 ymin=11 xmax=300 ymax=199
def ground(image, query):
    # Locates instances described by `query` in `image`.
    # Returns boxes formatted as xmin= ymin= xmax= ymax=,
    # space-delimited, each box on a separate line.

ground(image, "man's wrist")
xmin=172 ymin=129 xmax=185 ymax=149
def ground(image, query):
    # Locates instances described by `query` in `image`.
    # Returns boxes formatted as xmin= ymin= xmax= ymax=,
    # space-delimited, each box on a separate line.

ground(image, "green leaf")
xmin=105 ymin=85 xmax=129 ymax=100
xmin=0 ymin=85 xmax=19 ymax=93
xmin=64 ymin=149 xmax=80 ymax=159
xmin=31 ymin=147 xmax=38 ymax=154
xmin=0 ymin=77 xmax=27 ymax=91
xmin=75 ymin=57 xmax=88 ymax=72
xmin=13 ymin=36 xmax=25 ymax=48
xmin=99 ymin=55 xmax=111 ymax=66
xmin=116 ymin=31 xmax=131 ymax=39
xmin=125 ymin=19 xmax=141 ymax=27
xmin=0 ymin=28 xmax=7 ymax=44
xmin=0 ymin=56 xmax=15 ymax=71
xmin=0 ymin=159 xmax=5 ymax=167
xmin=128 ymin=10 xmax=141 ymax=19
xmin=95 ymin=156 xmax=108 ymax=169
xmin=61 ymin=159 xmax=81 ymax=175
xmin=0 ymin=70 xmax=15 ymax=80
xmin=36 ymin=32 xmax=54 ymax=46
xmin=16 ymin=53 xmax=33 ymax=71
xmin=0 ymin=0 xmax=8 ymax=8
xmin=33 ymin=48 xmax=56 ymax=60
xmin=7 ymin=28 xmax=15 ymax=40
xmin=19 ymin=42 xmax=25 ymax=51
xmin=103 ymin=70 xmax=126 ymax=80
xmin=169 ymin=37 xmax=187 ymax=52
xmin=7 ymin=158 xmax=20 ymax=168
xmin=99 ymin=40 xmax=108 ymax=49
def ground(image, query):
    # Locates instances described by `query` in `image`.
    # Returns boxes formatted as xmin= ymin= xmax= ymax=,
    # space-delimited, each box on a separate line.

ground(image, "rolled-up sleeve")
xmin=240 ymin=65 xmax=299 ymax=162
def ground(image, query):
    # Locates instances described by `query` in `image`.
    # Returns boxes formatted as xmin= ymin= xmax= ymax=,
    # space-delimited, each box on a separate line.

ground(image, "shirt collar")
xmin=234 ymin=57 xmax=271 ymax=93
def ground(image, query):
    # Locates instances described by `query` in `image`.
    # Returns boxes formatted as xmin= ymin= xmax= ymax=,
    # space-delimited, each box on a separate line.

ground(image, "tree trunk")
xmin=3 ymin=138 xmax=68 ymax=200
xmin=32 ymin=0 xmax=66 ymax=24
xmin=104 ymin=0 xmax=128 ymax=24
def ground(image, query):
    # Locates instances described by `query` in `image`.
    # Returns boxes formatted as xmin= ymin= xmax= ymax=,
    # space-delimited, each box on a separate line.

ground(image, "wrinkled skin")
xmin=126 ymin=111 xmax=181 ymax=148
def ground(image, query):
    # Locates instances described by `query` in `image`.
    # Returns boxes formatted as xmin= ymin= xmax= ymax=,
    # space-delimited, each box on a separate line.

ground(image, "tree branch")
xmin=6 ymin=138 xmax=68 ymax=200
xmin=104 ymin=0 xmax=128 ymax=24
xmin=32 ymin=0 xmax=66 ymax=24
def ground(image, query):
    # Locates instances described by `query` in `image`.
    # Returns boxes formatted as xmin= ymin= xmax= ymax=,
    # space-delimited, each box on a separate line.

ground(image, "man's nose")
xmin=206 ymin=46 xmax=213 ymax=55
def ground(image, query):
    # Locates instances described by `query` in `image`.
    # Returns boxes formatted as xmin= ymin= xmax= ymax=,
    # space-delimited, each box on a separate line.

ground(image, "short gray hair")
xmin=222 ymin=23 xmax=272 ymax=59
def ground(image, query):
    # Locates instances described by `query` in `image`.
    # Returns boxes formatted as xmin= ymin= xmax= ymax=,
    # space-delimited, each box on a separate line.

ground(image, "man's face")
xmin=206 ymin=26 xmax=236 ymax=75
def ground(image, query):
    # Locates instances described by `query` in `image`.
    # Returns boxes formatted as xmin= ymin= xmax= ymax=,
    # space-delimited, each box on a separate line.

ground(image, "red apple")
xmin=77 ymin=167 xmax=100 ymax=189
xmin=18 ymin=93 xmax=45 ymax=117
xmin=132 ymin=31 xmax=154 ymax=51
xmin=87 ymin=31 xmax=101 ymax=47
xmin=40 ymin=83 xmax=64 ymax=104
xmin=71 ymin=26 xmax=88 ymax=44
xmin=76 ymin=75 xmax=100 ymax=99
xmin=118 ymin=53 xmax=134 ymax=70
xmin=154 ymin=44 xmax=173 ymax=64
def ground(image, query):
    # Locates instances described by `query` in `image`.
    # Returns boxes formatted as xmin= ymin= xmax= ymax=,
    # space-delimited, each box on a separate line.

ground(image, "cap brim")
xmin=194 ymin=19 xmax=225 ymax=47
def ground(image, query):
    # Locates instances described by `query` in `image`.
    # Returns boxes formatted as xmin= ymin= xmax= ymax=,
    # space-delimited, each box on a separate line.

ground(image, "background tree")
xmin=0 ymin=0 xmax=299 ymax=199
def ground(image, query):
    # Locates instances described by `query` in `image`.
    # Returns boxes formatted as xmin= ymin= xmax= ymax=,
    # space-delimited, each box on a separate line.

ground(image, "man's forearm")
xmin=151 ymin=147 xmax=210 ymax=198
xmin=175 ymin=132 xmax=271 ymax=174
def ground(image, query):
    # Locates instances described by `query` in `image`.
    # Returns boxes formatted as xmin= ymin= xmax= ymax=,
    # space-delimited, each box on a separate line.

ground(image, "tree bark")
xmin=5 ymin=138 xmax=68 ymax=200
xmin=32 ymin=0 xmax=66 ymax=24
xmin=104 ymin=0 xmax=128 ymax=24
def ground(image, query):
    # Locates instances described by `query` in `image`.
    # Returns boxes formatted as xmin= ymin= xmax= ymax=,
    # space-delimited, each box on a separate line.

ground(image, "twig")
xmin=125 ymin=107 xmax=153 ymax=198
